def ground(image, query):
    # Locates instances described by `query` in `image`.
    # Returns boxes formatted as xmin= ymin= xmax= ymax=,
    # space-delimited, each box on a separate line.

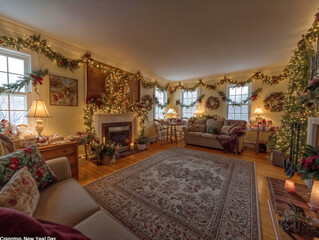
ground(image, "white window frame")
xmin=0 ymin=47 xmax=31 ymax=125
xmin=226 ymin=84 xmax=251 ymax=122
xmin=180 ymin=88 xmax=199 ymax=118
xmin=154 ymin=88 xmax=167 ymax=120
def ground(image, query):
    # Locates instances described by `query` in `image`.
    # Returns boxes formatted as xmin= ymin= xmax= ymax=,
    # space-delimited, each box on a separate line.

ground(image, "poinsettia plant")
xmin=298 ymin=145 xmax=319 ymax=180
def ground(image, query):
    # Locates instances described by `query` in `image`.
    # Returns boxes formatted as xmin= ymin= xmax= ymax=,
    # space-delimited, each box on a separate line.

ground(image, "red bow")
xmin=30 ymin=74 xmax=43 ymax=86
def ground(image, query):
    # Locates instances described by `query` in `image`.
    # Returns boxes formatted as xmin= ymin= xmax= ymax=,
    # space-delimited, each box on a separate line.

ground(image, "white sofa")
xmin=33 ymin=157 xmax=138 ymax=240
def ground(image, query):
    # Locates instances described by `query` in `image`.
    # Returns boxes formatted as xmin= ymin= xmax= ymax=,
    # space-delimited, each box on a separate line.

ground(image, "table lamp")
xmin=194 ymin=108 xmax=203 ymax=117
xmin=166 ymin=108 xmax=177 ymax=118
xmin=27 ymin=100 xmax=51 ymax=137
xmin=253 ymin=106 xmax=264 ymax=122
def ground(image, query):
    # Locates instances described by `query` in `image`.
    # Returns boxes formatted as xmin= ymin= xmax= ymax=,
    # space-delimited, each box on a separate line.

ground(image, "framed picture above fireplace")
xmin=49 ymin=75 xmax=78 ymax=106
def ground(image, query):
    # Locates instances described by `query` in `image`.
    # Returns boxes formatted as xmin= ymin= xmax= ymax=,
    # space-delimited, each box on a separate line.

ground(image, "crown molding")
xmin=0 ymin=15 xmax=167 ymax=82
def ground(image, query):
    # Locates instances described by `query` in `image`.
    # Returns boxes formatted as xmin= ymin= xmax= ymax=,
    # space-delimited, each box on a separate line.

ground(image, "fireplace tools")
xmin=284 ymin=123 xmax=301 ymax=178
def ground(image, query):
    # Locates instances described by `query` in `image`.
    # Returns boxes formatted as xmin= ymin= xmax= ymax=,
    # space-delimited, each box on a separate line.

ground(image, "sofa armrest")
xmin=46 ymin=157 xmax=72 ymax=181
xmin=237 ymin=135 xmax=245 ymax=153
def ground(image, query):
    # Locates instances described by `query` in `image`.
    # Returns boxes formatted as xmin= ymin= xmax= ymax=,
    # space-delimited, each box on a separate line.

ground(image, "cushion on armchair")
xmin=220 ymin=125 xmax=235 ymax=135
xmin=206 ymin=119 xmax=223 ymax=133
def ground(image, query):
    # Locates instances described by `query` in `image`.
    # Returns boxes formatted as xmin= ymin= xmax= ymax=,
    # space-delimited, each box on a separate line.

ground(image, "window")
xmin=0 ymin=48 xmax=31 ymax=125
xmin=227 ymin=84 xmax=251 ymax=122
xmin=154 ymin=88 xmax=167 ymax=119
xmin=181 ymin=89 xmax=198 ymax=118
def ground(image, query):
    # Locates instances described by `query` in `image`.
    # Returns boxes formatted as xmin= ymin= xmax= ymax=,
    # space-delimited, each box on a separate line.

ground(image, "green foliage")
xmin=298 ymin=145 xmax=319 ymax=180
xmin=91 ymin=140 xmax=121 ymax=158
xmin=137 ymin=131 xmax=149 ymax=144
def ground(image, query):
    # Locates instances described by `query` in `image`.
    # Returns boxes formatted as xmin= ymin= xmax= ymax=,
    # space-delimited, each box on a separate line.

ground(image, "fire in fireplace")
xmin=102 ymin=122 xmax=132 ymax=149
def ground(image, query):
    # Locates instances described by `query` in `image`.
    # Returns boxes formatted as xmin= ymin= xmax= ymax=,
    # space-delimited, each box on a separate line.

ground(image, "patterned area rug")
xmin=85 ymin=147 xmax=261 ymax=239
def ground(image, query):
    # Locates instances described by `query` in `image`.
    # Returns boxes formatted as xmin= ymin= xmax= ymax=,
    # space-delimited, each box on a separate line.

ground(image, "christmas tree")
xmin=270 ymin=11 xmax=319 ymax=155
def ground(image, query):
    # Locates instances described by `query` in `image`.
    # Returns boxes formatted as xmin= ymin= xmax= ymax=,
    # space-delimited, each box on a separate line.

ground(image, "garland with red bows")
xmin=0 ymin=69 xmax=48 ymax=95
xmin=218 ymin=88 xmax=262 ymax=106
xmin=176 ymin=94 xmax=204 ymax=108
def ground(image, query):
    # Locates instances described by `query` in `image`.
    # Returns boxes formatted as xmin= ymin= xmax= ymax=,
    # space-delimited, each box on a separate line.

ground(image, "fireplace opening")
xmin=102 ymin=122 xmax=132 ymax=150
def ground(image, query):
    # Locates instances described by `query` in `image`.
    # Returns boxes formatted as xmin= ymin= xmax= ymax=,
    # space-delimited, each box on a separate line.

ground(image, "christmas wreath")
xmin=263 ymin=92 xmax=285 ymax=112
xmin=205 ymin=96 xmax=220 ymax=110
xmin=141 ymin=95 xmax=154 ymax=111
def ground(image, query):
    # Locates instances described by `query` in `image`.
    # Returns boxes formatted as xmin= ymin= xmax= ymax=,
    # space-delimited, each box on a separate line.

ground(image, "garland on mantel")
xmin=218 ymin=88 xmax=262 ymax=106
xmin=0 ymin=34 xmax=289 ymax=94
xmin=176 ymin=94 xmax=204 ymax=108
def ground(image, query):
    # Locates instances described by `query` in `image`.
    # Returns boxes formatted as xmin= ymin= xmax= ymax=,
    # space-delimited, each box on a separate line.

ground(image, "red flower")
xmin=10 ymin=158 xmax=20 ymax=165
xmin=299 ymin=158 xmax=305 ymax=167
xmin=36 ymin=169 xmax=43 ymax=178
xmin=8 ymin=199 xmax=17 ymax=207
xmin=176 ymin=100 xmax=179 ymax=105
xmin=8 ymin=163 xmax=18 ymax=170
xmin=198 ymin=99 xmax=202 ymax=103
xmin=24 ymin=147 xmax=34 ymax=154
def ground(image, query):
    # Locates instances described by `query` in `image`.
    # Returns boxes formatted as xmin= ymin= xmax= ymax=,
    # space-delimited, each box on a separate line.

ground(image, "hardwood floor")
xmin=79 ymin=142 xmax=303 ymax=240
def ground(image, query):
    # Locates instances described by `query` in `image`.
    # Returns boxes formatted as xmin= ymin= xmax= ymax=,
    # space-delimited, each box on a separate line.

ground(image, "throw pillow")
xmin=0 ymin=207 xmax=90 ymax=239
xmin=188 ymin=125 xmax=195 ymax=132
xmin=206 ymin=119 xmax=223 ymax=133
xmin=206 ymin=126 xmax=218 ymax=134
xmin=194 ymin=124 xmax=206 ymax=133
xmin=0 ymin=145 xmax=57 ymax=189
xmin=220 ymin=125 xmax=235 ymax=135
xmin=0 ymin=167 xmax=39 ymax=216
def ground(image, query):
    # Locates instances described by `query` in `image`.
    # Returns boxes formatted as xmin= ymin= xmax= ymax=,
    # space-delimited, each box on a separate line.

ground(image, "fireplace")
xmin=307 ymin=117 xmax=319 ymax=149
xmin=102 ymin=122 xmax=132 ymax=149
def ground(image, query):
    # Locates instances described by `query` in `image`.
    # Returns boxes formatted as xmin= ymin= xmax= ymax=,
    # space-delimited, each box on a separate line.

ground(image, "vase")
xmin=137 ymin=144 xmax=146 ymax=150
xmin=310 ymin=180 xmax=319 ymax=209
xmin=304 ymin=179 xmax=313 ymax=189
xmin=101 ymin=155 xmax=116 ymax=165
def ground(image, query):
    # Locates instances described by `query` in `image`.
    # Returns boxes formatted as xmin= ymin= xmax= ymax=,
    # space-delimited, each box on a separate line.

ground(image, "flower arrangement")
xmin=298 ymin=145 xmax=319 ymax=180
xmin=91 ymin=140 xmax=121 ymax=159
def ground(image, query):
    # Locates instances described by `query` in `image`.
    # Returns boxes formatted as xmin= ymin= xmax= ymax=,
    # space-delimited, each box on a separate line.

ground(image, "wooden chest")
xmin=39 ymin=142 xmax=79 ymax=180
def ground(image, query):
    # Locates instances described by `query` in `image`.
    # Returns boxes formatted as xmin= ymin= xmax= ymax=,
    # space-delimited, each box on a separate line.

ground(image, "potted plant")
xmin=137 ymin=131 xmax=149 ymax=151
xmin=91 ymin=140 xmax=121 ymax=165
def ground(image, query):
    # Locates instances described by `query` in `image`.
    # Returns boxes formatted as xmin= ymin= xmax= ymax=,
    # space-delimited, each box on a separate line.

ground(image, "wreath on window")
xmin=205 ymin=96 xmax=220 ymax=110
xmin=263 ymin=92 xmax=285 ymax=112
xmin=141 ymin=95 xmax=154 ymax=111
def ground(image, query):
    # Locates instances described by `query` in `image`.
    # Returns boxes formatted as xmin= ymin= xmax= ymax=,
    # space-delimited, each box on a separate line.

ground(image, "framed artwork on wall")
xmin=49 ymin=75 xmax=78 ymax=106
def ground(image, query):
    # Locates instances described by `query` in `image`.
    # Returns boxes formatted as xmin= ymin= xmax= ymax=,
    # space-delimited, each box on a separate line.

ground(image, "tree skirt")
xmin=84 ymin=147 xmax=261 ymax=239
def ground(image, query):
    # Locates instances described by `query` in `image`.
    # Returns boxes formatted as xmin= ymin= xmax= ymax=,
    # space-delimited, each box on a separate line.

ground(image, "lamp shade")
xmin=166 ymin=108 xmax=177 ymax=114
xmin=27 ymin=100 xmax=51 ymax=118
xmin=253 ymin=107 xmax=264 ymax=115
xmin=194 ymin=108 xmax=203 ymax=116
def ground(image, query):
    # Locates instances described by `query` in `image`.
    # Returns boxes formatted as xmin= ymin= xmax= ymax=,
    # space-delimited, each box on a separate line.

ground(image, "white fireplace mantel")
xmin=93 ymin=112 xmax=138 ymax=142
xmin=307 ymin=117 xmax=319 ymax=147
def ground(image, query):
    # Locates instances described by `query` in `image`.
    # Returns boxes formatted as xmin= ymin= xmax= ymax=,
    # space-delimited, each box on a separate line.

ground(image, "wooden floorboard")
xmin=79 ymin=142 xmax=303 ymax=240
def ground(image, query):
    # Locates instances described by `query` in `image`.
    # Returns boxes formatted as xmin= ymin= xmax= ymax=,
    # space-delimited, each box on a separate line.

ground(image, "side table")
xmin=39 ymin=142 xmax=79 ymax=180
xmin=246 ymin=128 xmax=273 ymax=153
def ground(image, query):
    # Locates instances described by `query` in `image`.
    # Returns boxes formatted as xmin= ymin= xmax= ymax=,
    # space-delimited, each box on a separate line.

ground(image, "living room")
xmin=0 ymin=1 xmax=319 ymax=239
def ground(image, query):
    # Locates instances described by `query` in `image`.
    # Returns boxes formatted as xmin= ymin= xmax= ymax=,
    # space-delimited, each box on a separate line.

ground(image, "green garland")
xmin=176 ymin=94 xmax=204 ymax=108
xmin=154 ymin=96 xmax=170 ymax=109
xmin=0 ymin=69 xmax=48 ymax=95
xmin=0 ymin=34 xmax=289 ymax=93
xmin=218 ymin=88 xmax=262 ymax=106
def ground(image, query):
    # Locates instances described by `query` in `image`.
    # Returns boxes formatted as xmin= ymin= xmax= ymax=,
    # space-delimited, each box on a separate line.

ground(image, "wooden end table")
xmin=246 ymin=128 xmax=274 ymax=153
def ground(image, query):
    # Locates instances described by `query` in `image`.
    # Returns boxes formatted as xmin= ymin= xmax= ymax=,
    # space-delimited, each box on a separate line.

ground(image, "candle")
xmin=130 ymin=143 xmax=134 ymax=150
xmin=284 ymin=179 xmax=296 ymax=193
xmin=102 ymin=137 xmax=106 ymax=144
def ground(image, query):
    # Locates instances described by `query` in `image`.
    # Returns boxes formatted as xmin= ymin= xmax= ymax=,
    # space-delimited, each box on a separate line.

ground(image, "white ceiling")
xmin=0 ymin=0 xmax=317 ymax=81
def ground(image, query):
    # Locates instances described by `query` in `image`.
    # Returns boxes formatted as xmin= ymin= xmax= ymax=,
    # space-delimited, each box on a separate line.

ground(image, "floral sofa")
xmin=183 ymin=118 xmax=247 ymax=154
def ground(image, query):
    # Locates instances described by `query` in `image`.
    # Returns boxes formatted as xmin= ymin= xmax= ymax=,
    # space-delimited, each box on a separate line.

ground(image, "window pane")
xmin=241 ymin=114 xmax=248 ymax=121
xmin=235 ymin=87 xmax=241 ymax=95
xmin=10 ymin=95 xmax=27 ymax=110
xmin=8 ymin=74 xmax=25 ymax=92
xmin=229 ymin=95 xmax=236 ymax=101
xmin=235 ymin=114 xmax=240 ymax=120
xmin=8 ymin=57 xmax=24 ymax=74
xmin=241 ymin=94 xmax=248 ymax=100
xmin=242 ymin=105 xmax=248 ymax=113
xmin=235 ymin=96 xmax=241 ymax=102
xmin=234 ymin=106 xmax=241 ymax=113
xmin=228 ymin=114 xmax=234 ymax=120
xmin=10 ymin=111 xmax=27 ymax=125
xmin=0 ymin=111 xmax=9 ymax=121
xmin=0 ymin=94 xmax=8 ymax=110
xmin=229 ymin=87 xmax=236 ymax=95
xmin=242 ymin=86 xmax=248 ymax=94
xmin=0 ymin=72 xmax=7 ymax=86
xmin=228 ymin=105 xmax=234 ymax=113
xmin=0 ymin=55 xmax=7 ymax=72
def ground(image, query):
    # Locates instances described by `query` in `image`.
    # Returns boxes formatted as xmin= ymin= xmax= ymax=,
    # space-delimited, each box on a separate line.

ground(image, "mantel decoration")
xmin=141 ymin=95 xmax=154 ymax=111
xmin=176 ymin=94 xmax=204 ymax=108
xmin=218 ymin=88 xmax=262 ymax=106
xmin=263 ymin=92 xmax=285 ymax=112
xmin=205 ymin=96 xmax=220 ymax=110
